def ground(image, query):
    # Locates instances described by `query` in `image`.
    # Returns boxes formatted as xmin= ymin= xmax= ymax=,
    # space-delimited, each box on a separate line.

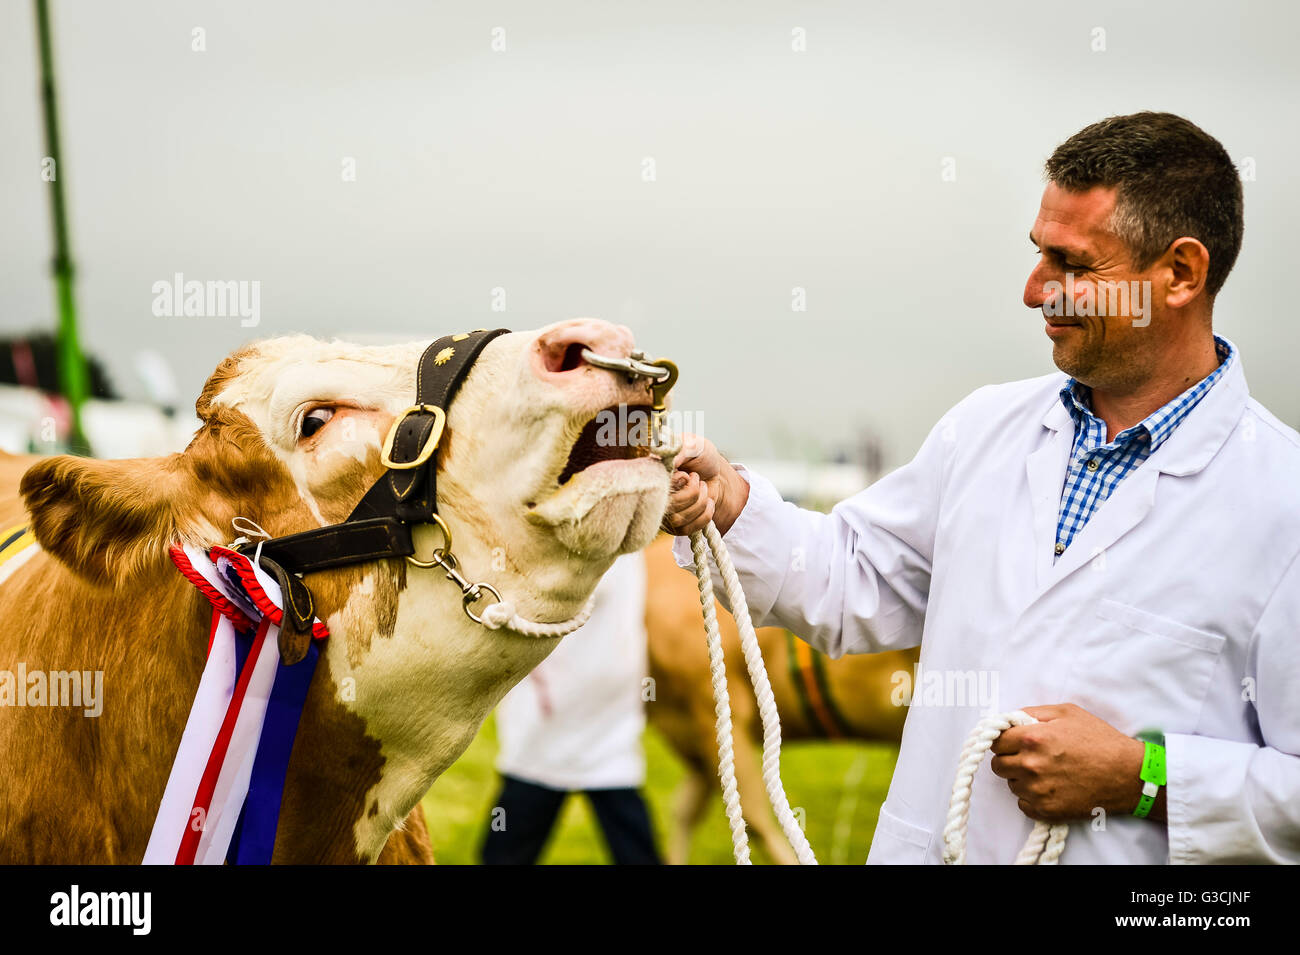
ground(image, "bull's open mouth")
xmin=557 ymin=404 xmax=655 ymax=485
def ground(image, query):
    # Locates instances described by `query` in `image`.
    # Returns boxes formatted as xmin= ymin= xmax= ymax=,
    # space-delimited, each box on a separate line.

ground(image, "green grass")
xmin=421 ymin=716 xmax=900 ymax=865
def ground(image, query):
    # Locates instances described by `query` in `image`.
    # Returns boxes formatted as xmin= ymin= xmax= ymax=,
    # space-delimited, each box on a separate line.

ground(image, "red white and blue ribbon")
xmin=143 ymin=544 xmax=328 ymax=865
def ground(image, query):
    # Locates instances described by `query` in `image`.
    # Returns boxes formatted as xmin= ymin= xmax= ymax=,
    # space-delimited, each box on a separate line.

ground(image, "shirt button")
xmin=1086 ymin=459 xmax=1099 ymax=471
xmin=1054 ymin=542 xmax=1066 ymax=555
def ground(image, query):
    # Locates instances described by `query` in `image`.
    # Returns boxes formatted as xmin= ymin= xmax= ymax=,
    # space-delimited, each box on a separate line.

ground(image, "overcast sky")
xmin=3 ymin=0 xmax=1297 ymax=467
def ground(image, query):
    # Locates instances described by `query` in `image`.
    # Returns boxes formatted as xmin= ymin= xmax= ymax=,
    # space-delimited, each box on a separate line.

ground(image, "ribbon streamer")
xmin=143 ymin=544 xmax=328 ymax=865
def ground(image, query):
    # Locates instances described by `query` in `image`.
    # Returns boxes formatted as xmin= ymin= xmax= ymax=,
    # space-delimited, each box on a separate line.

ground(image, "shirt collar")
xmin=1057 ymin=336 xmax=1235 ymax=452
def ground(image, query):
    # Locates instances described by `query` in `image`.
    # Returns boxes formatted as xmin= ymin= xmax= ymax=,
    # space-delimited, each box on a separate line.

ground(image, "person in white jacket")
xmin=664 ymin=112 xmax=1300 ymax=864
xmin=481 ymin=551 xmax=661 ymax=864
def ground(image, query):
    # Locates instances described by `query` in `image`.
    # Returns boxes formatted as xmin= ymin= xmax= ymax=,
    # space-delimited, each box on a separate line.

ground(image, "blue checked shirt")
xmin=1054 ymin=336 xmax=1233 ymax=560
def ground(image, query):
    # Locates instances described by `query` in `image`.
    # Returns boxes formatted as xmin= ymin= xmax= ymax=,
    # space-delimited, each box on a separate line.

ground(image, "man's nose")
xmin=532 ymin=318 xmax=637 ymax=382
xmin=1023 ymin=261 xmax=1050 ymax=310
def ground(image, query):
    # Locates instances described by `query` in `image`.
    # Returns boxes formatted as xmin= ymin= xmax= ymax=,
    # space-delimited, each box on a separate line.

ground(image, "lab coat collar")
xmin=1026 ymin=336 xmax=1249 ymax=592
xmin=1035 ymin=335 xmax=1248 ymax=477
xmin=1146 ymin=339 xmax=1248 ymax=477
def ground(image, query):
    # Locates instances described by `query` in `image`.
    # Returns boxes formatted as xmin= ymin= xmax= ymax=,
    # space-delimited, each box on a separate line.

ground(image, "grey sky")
xmin=3 ymin=0 xmax=1297 ymax=467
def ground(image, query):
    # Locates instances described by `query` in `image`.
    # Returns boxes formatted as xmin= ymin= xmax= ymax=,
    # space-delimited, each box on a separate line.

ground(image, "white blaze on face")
xmin=206 ymin=323 xmax=670 ymax=859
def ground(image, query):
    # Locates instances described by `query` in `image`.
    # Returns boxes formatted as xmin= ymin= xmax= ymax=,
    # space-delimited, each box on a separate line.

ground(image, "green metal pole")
xmin=34 ymin=0 xmax=91 ymax=455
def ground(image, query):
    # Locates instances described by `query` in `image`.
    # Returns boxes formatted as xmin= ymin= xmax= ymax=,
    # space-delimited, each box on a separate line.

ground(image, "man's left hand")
xmin=989 ymin=703 xmax=1148 ymax=823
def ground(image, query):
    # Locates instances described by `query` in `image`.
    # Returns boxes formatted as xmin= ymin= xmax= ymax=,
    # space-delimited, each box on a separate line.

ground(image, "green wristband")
xmin=1133 ymin=740 xmax=1166 ymax=818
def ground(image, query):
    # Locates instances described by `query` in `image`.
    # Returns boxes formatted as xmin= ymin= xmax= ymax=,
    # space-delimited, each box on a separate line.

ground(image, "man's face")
xmin=1024 ymin=183 xmax=1164 ymax=391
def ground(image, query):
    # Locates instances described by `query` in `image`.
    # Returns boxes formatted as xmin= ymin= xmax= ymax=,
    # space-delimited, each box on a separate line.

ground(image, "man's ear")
xmin=20 ymin=454 xmax=198 ymax=587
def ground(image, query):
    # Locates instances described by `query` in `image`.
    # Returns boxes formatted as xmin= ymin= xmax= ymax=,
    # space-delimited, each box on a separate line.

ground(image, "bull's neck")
xmin=318 ymin=562 xmax=564 ymax=862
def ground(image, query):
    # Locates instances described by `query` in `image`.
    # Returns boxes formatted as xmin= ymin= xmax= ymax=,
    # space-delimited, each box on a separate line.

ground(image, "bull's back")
xmin=0 ymin=452 xmax=41 ymax=528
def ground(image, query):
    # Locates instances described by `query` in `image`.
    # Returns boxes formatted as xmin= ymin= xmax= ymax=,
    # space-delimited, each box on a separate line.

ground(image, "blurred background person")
xmin=482 ymin=550 xmax=661 ymax=865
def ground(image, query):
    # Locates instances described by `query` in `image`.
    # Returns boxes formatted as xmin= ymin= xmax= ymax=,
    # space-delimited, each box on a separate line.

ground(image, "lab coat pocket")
xmin=1067 ymin=599 xmax=1227 ymax=733
xmin=871 ymin=805 xmax=934 ymax=864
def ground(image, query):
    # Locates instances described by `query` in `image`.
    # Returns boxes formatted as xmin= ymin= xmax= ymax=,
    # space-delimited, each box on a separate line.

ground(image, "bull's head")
xmin=20 ymin=317 xmax=670 ymax=858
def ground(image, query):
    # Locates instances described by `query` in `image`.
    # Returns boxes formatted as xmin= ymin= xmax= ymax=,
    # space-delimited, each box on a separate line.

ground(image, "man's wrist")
xmin=713 ymin=463 xmax=751 ymax=536
xmin=1131 ymin=731 xmax=1167 ymax=822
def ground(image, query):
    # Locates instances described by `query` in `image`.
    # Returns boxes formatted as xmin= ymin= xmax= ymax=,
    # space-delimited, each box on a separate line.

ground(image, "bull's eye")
xmin=300 ymin=407 xmax=335 ymax=439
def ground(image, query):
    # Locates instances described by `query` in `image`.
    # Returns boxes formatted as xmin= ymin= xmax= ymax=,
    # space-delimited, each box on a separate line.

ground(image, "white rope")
xmin=479 ymin=596 xmax=594 ymax=638
xmin=943 ymin=710 xmax=1069 ymax=865
xmin=230 ymin=516 xmax=271 ymax=566
xmin=654 ymin=428 xmax=814 ymax=864
xmin=658 ymin=433 xmax=1064 ymax=865
xmin=690 ymin=531 xmax=751 ymax=864
xmin=689 ymin=522 xmax=819 ymax=865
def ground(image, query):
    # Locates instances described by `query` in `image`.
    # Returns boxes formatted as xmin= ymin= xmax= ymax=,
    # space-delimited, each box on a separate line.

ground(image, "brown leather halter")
xmin=231 ymin=328 xmax=509 ymax=660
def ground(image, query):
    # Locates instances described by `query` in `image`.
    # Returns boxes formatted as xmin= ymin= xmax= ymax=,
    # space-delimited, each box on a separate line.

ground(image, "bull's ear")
xmin=20 ymin=454 xmax=197 ymax=587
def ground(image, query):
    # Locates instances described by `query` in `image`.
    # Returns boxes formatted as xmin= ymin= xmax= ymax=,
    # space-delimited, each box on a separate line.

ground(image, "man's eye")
xmin=300 ymin=408 xmax=335 ymax=438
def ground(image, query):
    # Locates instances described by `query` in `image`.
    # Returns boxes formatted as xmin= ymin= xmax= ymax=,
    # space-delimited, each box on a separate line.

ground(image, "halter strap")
xmin=238 ymin=328 xmax=509 ymax=576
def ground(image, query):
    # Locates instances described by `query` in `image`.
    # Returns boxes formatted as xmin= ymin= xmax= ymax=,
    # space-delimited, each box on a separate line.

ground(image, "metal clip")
xmin=646 ymin=358 xmax=679 ymax=451
xmin=580 ymin=348 xmax=673 ymax=384
xmin=423 ymin=548 xmax=503 ymax=624
xmin=578 ymin=347 xmax=680 ymax=450
xmin=645 ymin=358 xmax=678 ymax=414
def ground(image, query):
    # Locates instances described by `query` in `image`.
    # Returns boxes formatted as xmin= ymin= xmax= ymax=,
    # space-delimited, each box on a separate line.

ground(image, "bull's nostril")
xmin=540 ymin=339 xmax=595 ymax=374
xmin=559 ymin=343 xmax=586 ymax=372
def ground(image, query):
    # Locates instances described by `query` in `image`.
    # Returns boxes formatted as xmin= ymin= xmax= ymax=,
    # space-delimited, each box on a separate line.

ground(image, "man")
xmin=664 ymin=112 xmax=1300 ymax=864
xmin=481 ymin=551 xmax=661 ymax=865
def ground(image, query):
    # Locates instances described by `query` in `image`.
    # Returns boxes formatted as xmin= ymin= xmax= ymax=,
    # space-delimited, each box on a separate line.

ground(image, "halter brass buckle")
xmin=381 ymin=404 xmax=446 ymax=470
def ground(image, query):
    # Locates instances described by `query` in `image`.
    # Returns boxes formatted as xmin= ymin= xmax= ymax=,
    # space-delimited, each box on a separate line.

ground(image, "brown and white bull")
xmin=0 ymin=319 xmax=668 ymax=864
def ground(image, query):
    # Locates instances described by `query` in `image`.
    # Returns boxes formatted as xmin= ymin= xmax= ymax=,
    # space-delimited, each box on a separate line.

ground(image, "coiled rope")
xmin=943 ymin=710 xmax=1069 ymax=865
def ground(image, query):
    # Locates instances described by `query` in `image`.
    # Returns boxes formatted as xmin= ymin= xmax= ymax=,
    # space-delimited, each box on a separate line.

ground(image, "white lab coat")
xmin=676 ymin=342 xmax=1300 ymax=864
xmin=495 ymin=551 xmax=649 ymax=791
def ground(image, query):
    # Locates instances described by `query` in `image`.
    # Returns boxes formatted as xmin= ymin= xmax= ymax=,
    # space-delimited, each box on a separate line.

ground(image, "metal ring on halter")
xmin=579 ymin=348 xmax=672 ymax=382
xmin=406 ymin=513 xmax=453 ymax=568
xmin=462 ymin=583 xmax=503 ymax=624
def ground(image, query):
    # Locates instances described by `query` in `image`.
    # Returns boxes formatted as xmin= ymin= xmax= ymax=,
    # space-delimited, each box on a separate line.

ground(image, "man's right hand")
xmin=661 ymin=433 xmax=750 ymax=537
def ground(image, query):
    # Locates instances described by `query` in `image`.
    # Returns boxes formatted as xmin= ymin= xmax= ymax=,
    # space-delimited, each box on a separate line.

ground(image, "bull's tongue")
xmin=557 ymin=404 xmax=654 ymax=485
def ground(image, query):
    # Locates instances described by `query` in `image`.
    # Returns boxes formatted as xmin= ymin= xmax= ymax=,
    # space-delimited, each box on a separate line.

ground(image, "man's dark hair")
xmin=1045 ymin=112 xmax=1244 ymax=297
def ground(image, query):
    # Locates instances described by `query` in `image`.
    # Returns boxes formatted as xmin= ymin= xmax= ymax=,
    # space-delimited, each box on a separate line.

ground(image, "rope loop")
xmin=942 ymin=710 xmax=1069 ymax=865
xmin=478 ymin=596 xmax=594 ymax=638
xmin=230 ymin=516 xmax=271 ymax=566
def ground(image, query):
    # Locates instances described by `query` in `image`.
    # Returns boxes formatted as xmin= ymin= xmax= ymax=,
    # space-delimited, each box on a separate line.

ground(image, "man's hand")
xmin=989 ymin=703 xmax=1158 ymax=823
xmin=661 ymin=433 xmax=750 ymax=537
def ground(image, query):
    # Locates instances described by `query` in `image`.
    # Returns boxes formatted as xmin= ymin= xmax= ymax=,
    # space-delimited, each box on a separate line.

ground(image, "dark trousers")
xmin=481 ymin=774 xmax=662 ymax=865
